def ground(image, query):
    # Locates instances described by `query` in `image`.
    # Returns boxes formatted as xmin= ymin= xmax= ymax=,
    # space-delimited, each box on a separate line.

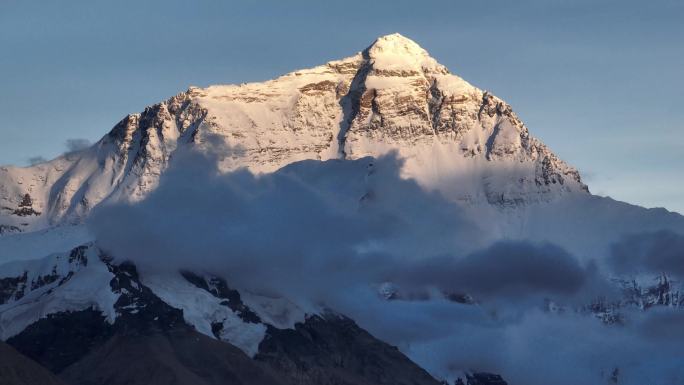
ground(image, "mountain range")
xmin=1 ymin=33 xmax=683 ymax=385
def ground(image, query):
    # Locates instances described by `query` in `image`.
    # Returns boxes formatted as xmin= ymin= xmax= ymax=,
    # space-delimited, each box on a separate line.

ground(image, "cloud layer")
xmin=609 ymin=230 xmax=684 ymax=277
xmin=89 ymin=145 xmax=684 ymax=384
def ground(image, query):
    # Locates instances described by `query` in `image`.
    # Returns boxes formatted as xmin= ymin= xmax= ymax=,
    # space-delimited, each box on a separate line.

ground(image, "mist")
xmin=609 ymin=230 xmax=684 ymax=278
xmin=89 ymin=145 xmax=684 ymax=384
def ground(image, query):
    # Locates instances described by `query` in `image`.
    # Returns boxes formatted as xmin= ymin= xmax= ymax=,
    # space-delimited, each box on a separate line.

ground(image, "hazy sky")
xmin=1 ymin=0 xmax=682 ymax=213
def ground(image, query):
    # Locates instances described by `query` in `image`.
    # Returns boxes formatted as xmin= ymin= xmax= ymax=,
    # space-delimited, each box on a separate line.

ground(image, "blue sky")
xmin=1 ymin=0 xmax=682 ymax=213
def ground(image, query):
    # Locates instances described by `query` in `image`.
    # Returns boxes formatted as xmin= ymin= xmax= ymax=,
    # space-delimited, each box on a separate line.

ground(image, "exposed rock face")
xmin=619 ymin=274 xmax=683 ymax=309
xmin=3 ymin=250 xmax=186 ymax=373
xmin=0 ymin=33 xmax=587 ymax=231
xmin=0 ymin=273 xmax=27 ymax=304
xmin=55 ymin=316 xmax=443 ymax=385
xmin=6 ymin=309 xmax=114 ymax=373
xmin=7 ymin=306 xmax=444 ymax=385
xmin=255 ymin=313 xmax=441 ymax=385
xmin=12 ymin=194 xmax=41 ymax=217
xmin=0 ymin=245 xmax=90 ymax=310
xmin=584 ymin=274 xmax=684 ymax=324
xmin=180 ymin=271 xmax=262 ymax=324
xmin=0 ymin=245 xmax=103 ymax=341
xmin=59 ymin=329 xmax=288 ymax=385
xmin=0 ymin=224 xmax=21 ymax=235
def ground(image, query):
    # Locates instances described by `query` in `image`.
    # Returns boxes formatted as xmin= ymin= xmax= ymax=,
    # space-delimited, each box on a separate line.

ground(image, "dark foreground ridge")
xmin=2 ymin=246 xmax=508 ymax=385
xmin=0 ymin=341 xmax=67 ymax=385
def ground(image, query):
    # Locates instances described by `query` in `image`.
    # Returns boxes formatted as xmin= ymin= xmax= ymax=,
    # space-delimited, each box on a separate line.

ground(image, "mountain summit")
xmin=0 ymin=33 xmax=586 ymax=230
xmin=363 ymin=33 xmax=448 ymax=75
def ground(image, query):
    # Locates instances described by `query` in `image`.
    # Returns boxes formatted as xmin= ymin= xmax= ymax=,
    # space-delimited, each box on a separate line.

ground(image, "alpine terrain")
xmin=1 ymin=34 xmax=683 ymax=385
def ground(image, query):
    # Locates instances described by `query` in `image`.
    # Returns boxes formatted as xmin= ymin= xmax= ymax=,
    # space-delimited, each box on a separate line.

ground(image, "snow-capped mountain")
xmin=1 ymin=33 xmax=684 ymax=385
xmin=0 ymin=33 xmax=586 ymax=232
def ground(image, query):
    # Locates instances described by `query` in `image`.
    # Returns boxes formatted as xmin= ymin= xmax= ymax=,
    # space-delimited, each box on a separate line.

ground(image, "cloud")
xmin=608 ymin=230 xmax=684 ymax=277
xmin=89 ymin=145 xmax=484 ymax=301
xmin=634 ymin=308 xmax=684 ymax=341
xmin=27 ymin=156 xmax=47 ymax=166
xmin=65 ymin=138 xmax=91 ymax=152
xmin=90 ymin=144 xmax=603 ymax=305
xmin=390 ymin=241 xmax=589 ymax=300
xmin=333 ymin=292 xmax=684 ymax=385
xmin=87 ymin=144 xmax=684 ymax=385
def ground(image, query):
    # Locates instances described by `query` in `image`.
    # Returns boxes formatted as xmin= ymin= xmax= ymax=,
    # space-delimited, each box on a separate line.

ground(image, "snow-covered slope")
xmin=0 ymin=243 xmax=305 ymax=356
xmin=0 ymin=245 xmax=117 ymax=340
xmin=0 ymin=33 xmax=587 ymax=232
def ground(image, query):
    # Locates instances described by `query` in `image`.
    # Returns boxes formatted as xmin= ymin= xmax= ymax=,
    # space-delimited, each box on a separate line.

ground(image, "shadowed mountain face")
xmin=5 ymin=328 xmax=504 ymax=385
xmin=0 ymin=341 xmax=67 ymax=385
xmin=7 ymin=309 xmax=448 ymax=385
xmin=255 ymin=314 xmax=441 ymax=385
xmin=57 ymin=319 xmax=444 ymax=385
xmin=59 ymin=329 xmax=288 ymax=385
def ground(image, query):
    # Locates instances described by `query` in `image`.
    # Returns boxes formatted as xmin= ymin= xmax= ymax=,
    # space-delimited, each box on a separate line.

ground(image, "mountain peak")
xmin=364 ymin=33 xmax=447 ymax=75
xmin=367 ymin=33 xmax=425 ymax=55
xmin=0 ymin=34 xmax=588 ymax=229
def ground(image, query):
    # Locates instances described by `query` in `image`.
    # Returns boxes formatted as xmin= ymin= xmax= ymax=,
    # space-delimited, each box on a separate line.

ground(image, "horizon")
xmin=1 ymin=0 xmax=682 ymax=214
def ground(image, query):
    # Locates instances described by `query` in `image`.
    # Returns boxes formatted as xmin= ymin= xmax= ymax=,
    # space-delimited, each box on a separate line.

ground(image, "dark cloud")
xmin=393 ymin=241 xmax=588 ymax=300
xmin=65 ymin=138 xmax=91 ymax=153
xmin=609 ymin=230 xmax=684 ymax=277
xmin=27 ymin=156 xmax=47 ymax=166
xmin=634 ymin=309 xmax=684 ymax=341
